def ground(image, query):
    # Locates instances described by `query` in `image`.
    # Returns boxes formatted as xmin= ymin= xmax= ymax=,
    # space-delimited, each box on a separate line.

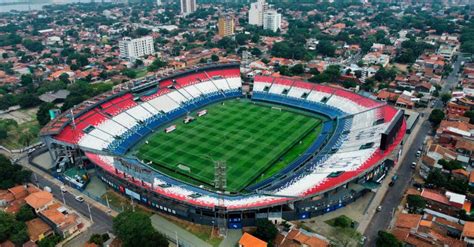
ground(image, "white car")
xmin=74 ymin=195 xmax=84 ymax=202
xmin=60 ymin=186 xmax=67 ymax=193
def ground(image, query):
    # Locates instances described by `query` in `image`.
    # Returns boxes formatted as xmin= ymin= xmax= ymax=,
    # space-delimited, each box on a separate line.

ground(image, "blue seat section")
xmin=252 ymin=91 xmax=345 ymax=117
xmin=107 ymin=90 xmax=243 ymax=155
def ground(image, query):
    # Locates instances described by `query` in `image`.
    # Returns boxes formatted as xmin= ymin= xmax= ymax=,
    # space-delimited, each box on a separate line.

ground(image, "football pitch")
xmin=135 ymin=99 xmax=323 ymax=192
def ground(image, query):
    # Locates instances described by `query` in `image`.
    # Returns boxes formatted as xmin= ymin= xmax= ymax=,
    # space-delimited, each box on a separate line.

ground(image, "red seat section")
xmin=55 ymin=109 xmax=107 ymax=144
xmin=293 ymin=80 xmax=315 ymax=90
xmin=101 ymin=93 xmax=137 ymax=116
xmin=141 ymin=88 xmax=172 ymax=101
xmin=254 ymin=75 xmax=274 ymax=83
xmin=207 ymin=68 xmax=240 ymax=78
xmin=313 ymin=84 xmax=335 ymax=94
xmin=274 ymin=77 xmax=294 ymax=86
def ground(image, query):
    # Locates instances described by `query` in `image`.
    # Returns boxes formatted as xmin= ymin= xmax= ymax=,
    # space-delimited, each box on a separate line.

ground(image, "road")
xmin=363 ymin=54 xmax=465 ymax=246
xmin=16 ymin=154 xmax=113 ymax=246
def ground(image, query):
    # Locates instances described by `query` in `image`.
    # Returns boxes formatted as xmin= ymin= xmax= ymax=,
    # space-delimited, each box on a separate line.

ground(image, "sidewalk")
xmin=150 ymin=214 xmax=213 ymax=247
xmin=357 ymin=113 xmax=426 ymax=233
xmin=19 ymin=153 xmax=118 ymax=217
xmin=219 ymin=229 xmax=242 ymax=247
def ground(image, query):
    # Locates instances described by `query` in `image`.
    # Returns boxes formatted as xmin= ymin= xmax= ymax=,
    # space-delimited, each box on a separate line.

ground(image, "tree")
xmin=38 ymin=235 xmax=62 ymax=247
xmin=88 ymin=233 xmax=110 ymax=246
xmin=407 ymin=195 xmax=426 ymax=214
xmin=122 ymin=69 xmax=137 ymax=79
xmin=22 ymin=39 xmax=44 ymax=52
xmin=253 ymin=219 xmax=278 ymax=245
xmin=440 ymin=93 xmax=452 ymax=104
xmin=428 ymin=109 xmax=445 ymax=125
xmin=0 ymin=154 xmax=30 ymax=189
xmin=147 ymin=58 xmax=167 ymax=72
xmin=464 ymin=111 xmax=474 ymax=124
xmin=20 ymin=74 xmax=33 ymax=86
xmin=113 ymin=211 xmax=168 ymax=247
xmin=333 ymin=215 xmax=351 ymax=228
xmin=37 ymin=103 xmax=55 ymax=126
xmin=16 ymin=205 xmax=35 ymax=222
xmin=316 ymin=40 xmax=336 ymax=57
xmin=376 ymin=231 xmax=402 ymax=247
xmin=211 ymin=54 xmax=219 ymax=62
xmin=290 ymin=64 xmax=305 ymax=75
xmin=251 ymin=47 xmax=262 ymax=57
xmin=330 ymin=226 xmax=362 ymax=247
xmin=0 ymin=211 xmax=29 ymax=246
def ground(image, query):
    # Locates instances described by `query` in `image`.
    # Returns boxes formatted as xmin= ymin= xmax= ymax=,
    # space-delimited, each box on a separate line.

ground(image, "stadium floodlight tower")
xmin=214 ymin=160 xmax=227 ymax=237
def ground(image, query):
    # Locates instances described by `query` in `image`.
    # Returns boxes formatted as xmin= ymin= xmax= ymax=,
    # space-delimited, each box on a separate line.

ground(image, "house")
xmin=25 ymin=218 xmax=53 ymax=242
xmin=362 ymin=52 xmax=390 ymax=67
xmin=39 ymin=203 xmax=81 ymax=238
xmin=275 ymin=228 xmax=329 ymax=247
xmin=25 ymin=191 xmax=53 ymax=213
xmin=420 ymin=189 xmax=468 ymax=217
xmin=239 ymin=233 xmax=267 ymax=247
xmin=462 ymin=221 xmax=474 ymax=245
xmin=392 ymin=212 xmax=466 ymax=247
xmin=469 ymin=171 xmax=474 ymax=187
xmin=376 ymin=90 xmax=399 ymax=103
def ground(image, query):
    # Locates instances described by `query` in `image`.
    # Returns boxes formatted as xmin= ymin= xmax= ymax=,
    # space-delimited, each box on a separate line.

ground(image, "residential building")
xmin=263 ymin=10 xmax=281 ymax=32
xmin=218 ymin=15 xmax=235 ymax=37
xmin=119 ymin=36 xmax=155 ymax=61
xmin=462 ymin=221 xmax=474 ymax=245
xmin=239 ymin=233 xmax=267 ymax=247
xmin=180 ymin=0 xmax=197 ymax=16
xmin=249 ymin=0 xmax=267 ymax=26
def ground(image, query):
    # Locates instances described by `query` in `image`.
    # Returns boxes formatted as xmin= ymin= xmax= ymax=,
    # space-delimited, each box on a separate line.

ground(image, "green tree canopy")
xmin=253 ymin=219 xmax=278 ymax=245
xmin=428 ymin=109 xmax=445 ymax=125
xmin=376 ymin=231 xmax=402 ymax=247
xmin=113 ymin=211 xmax=168 ymax=247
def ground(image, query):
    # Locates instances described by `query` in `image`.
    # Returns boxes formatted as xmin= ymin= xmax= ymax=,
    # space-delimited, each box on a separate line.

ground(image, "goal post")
xmin=271 ymin=106 xmax=282 ymax=111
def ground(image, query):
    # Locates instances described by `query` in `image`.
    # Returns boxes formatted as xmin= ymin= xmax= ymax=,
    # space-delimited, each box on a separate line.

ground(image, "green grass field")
xmin=135 ymin=100 xmax=323 ymax=192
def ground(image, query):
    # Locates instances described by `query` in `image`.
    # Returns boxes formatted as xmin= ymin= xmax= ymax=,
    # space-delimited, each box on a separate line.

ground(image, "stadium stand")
xmin=42 ymin=64 xmax=405 ymax=214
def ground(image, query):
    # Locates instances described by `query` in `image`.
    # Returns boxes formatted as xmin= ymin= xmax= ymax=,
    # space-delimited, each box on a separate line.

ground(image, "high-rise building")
xmin=180 ymin=0 xmax=197 ymax=16
xmin=119 ymin=36 xmax=155 ymax=60
xmin=218 ymin=15 xmax=235 ymax=37
xmin=263 ymin=10 xmax=281 ymax=32
xmin=248 ymin=0 xmax=267 ymax=26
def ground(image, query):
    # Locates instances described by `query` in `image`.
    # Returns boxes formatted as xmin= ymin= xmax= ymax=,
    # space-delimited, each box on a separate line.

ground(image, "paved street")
xmin=363 ymin=54 xmax=465 ymax=246
xmin=14 ymin=154 xmax=114 ymax=247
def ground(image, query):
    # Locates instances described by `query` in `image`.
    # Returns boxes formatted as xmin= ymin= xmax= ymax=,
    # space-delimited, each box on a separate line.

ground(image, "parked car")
xmin=411 ymin=162 xmax=417 ymax=169
xmin=75 ymin=195 xmax=84 ymax=202
xmin=416 ymin=151 xmax=422 ymax=157
xmin=60 ymin=186 xmax=67 ymax=193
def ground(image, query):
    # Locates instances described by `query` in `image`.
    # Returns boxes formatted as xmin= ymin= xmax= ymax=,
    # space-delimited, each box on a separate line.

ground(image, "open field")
xmin=136 ymin=100 xmax=323 ymax=192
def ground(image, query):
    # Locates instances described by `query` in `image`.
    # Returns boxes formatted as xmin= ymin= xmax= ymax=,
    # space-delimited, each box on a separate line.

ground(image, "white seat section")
xmin=195 ymin=81 xmax=219 ymax=94
xmin=212 ymin=78 xmax=230 ymax=90
xmin=167 ymin=91 xmax=188 ymax=103
xmin=326 ymin=95 xmax=365 ymax=114
xmin=93 ymin=118 xmax=128 ymax=137
xmin=176 ymin=87 xmax=194 ymax=99
xmin=287 ymin=87 xmax=310 ymax=98
xmin=148 ymin=94 xmax=180 ymax=113
xmin=182 ymin=85 xmax=202 ymax=98
xmin=79 ymin=134 xmax=109 ymax=150
xmin=269 ymin=83 xmax=288 ymax=94
xmin=114 ymin=111 xmax=139 ymax=127
xmin=126 ymin=105 xmax=154 ymax=122
xmin=227 ymin=77 xmax=242 ymax=89
xmin=351 ymin=109 xmax=377 ymax=130
xmin=307 ymin=90 xmax=331 ymax=102
xmin=253 ymin=81 xmax=271 ymax=92
xmin=141 ymin=101 xmax=161 ymax=115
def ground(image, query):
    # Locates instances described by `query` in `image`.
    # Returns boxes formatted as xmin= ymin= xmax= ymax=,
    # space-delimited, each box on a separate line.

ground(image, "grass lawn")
xmin=135 ymin=100 xmax=322 ymax=192
xmin=101 ymin=190 xmax=152 ymax=216
xmin=0 ymin=118 xmax=40 ymax=149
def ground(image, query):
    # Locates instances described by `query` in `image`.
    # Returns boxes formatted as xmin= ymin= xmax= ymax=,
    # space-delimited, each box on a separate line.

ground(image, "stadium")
xmin=40 ymin=62 xmax=406 ymax=228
